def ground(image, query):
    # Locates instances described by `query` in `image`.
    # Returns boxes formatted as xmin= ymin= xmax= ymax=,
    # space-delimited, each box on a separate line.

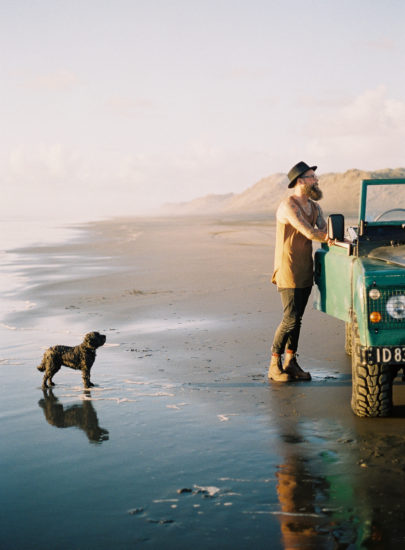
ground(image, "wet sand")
xmin=2 ymin=215 xmax=405 ymax=549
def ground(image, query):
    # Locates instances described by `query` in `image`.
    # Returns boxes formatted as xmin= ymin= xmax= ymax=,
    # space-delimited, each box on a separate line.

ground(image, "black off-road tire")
xmin=345 ymin=322 xmax=352 ymax=356
xmin=351 ymin=315 xmax=393 ymax=417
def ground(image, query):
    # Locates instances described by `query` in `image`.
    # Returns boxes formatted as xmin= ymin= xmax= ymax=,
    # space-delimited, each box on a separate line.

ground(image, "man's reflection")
xmin=269 ymin=387 xmax=363 ymax=548
xmin=276 ymin=457 xmax=325 ymax=548
xmin=38 ymin=388 xmax=109 ymax=444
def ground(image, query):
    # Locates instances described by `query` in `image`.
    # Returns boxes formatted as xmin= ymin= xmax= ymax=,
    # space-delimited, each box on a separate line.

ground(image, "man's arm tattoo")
xmin=285 ymin=201 xmax=327 ymax=242
xmin=316 ymin=204 xmax=327 ymax=232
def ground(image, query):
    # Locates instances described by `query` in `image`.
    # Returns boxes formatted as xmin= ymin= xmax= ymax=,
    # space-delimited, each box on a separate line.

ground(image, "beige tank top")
xmin=271 ymin=197 xmax=317 ymax=288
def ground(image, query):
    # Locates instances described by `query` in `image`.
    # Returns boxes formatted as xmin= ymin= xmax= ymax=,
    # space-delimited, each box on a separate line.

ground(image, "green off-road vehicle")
xmin=314 ymin=178 xmax=405 ymax=417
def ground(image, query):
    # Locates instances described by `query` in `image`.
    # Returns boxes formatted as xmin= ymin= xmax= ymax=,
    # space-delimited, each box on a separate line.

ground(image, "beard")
xmin=303 ymin=181 xmax=323 ymax=201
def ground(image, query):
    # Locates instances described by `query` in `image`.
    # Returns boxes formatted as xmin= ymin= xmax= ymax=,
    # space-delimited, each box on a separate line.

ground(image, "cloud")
xmin=24 ymin=70 xmax=80 ymax=91
xmin=6 ymin=144 xmax=83 ymax=184
xmin=304 ymin=86 xmax=405 ymax=170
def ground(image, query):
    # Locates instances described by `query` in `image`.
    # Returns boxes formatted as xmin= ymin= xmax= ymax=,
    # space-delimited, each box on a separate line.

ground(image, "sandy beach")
xmin=2 ymin=215 xmax=405 ymax=549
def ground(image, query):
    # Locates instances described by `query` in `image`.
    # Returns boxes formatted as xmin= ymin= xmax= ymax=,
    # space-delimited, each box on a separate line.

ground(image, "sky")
xmin=2 ymin=0 xmax=405 ymax=221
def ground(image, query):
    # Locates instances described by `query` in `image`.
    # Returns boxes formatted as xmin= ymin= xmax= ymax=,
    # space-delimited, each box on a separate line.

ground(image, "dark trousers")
xmin=271 ymin=287 xmax=312 ymax=355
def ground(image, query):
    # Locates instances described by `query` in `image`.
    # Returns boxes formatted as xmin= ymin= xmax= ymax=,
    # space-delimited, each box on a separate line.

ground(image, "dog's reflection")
xmin=38 ymin=388 xmax=109 ymax=444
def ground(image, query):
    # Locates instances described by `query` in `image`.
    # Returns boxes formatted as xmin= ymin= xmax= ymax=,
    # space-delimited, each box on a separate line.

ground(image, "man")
xmin=268 ymin=161 xmax=328 ymax=382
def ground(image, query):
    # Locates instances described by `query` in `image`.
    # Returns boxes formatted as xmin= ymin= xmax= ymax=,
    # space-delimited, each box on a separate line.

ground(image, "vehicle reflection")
xmin=38 ymin=388 xmax=109 ymax=444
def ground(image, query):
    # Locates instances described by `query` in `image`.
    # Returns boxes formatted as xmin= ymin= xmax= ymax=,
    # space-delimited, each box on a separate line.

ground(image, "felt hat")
xmin=287 ymin=161 xmax=317 ymax=188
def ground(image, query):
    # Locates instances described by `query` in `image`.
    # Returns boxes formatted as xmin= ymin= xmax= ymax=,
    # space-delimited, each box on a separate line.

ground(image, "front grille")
xmin=367 ymin=286 xmax=405 ymax=329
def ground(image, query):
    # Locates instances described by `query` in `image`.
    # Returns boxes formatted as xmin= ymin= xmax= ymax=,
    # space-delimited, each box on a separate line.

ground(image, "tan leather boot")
xmin=283 ymin=354 xmax=311 ymax=381
xmin=268 ymin=355 xmax=291 ymax=382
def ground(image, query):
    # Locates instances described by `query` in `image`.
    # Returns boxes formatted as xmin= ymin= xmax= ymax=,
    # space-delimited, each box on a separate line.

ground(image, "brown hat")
xmin=287 ymin=161 xmax=317 ymax=188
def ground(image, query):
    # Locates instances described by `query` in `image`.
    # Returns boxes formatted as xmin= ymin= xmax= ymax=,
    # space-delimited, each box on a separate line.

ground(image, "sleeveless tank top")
xmin=271 ymin=197 xmax=318 ymax=289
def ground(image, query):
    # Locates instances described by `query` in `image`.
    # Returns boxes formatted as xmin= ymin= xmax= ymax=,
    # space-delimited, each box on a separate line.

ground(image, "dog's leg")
xmin=42 ymin=373 xmax=49 ymax=389
xmin=44 ymin=356 xmax=61 ymax=389
xmin=82 ymin=367 xmax=94 ymax=389
xmin=38 ymin=353 xmax=49 ymax=386
xmin=43 ymin=370 xmax=55 ymax=389
xmin=42 ymin=370 xmax=57 ymax=389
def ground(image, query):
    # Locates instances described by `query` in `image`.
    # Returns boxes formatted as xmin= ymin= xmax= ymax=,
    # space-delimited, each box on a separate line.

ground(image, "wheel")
xmin=345 ymin=322 xmax=352 ymax=356
xmin=351 ymin=315 xmax=393 ymax=417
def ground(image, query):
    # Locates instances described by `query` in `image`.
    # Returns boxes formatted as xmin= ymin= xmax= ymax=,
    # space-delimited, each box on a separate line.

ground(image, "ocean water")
xmin=1 ymin=217 xmax=84 ymax=334
xmin=1 ymin=215 xmax=86 ymax=251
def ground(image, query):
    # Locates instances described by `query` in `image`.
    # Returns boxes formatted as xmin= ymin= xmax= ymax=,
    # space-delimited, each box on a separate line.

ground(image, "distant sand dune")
xmin=163 ymin=168 xmax=405 ymax=217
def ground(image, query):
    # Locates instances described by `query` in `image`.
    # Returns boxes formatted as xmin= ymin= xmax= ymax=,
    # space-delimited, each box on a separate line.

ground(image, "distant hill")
xmin=163 ymin=192 xmax=235 ymax=215
xmin=162 ymin=168 xmax=405 ymax=217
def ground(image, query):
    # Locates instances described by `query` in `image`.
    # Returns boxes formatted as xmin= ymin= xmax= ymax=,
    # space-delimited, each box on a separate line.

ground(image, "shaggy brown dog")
xmin=37 ymin=332 xmax=106 ymax=389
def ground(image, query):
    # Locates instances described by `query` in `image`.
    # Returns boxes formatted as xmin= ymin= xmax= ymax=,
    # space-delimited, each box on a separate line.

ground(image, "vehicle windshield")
xmin=365 ymin=183 xmax=405 ymax=222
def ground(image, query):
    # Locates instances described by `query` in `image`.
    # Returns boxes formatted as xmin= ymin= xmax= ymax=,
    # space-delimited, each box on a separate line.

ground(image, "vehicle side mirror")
xmin=328 ymin=214 xmax=344 ymax=241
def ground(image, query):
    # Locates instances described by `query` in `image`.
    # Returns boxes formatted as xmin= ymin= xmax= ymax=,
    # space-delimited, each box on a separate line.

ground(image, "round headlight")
xmin=369 ymin=288 xmax=381 ymax=300
xmin=386 ymin=295 xmax=405 ymax=319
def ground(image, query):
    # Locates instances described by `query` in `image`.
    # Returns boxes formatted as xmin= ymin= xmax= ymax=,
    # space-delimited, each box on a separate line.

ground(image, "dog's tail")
xmin=37 ymin=363 xmax=45 ymax=372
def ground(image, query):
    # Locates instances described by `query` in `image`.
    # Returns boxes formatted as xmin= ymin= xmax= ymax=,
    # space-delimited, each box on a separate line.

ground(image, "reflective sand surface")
xmin=2 ymin=217 xmax=405 ymax=549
